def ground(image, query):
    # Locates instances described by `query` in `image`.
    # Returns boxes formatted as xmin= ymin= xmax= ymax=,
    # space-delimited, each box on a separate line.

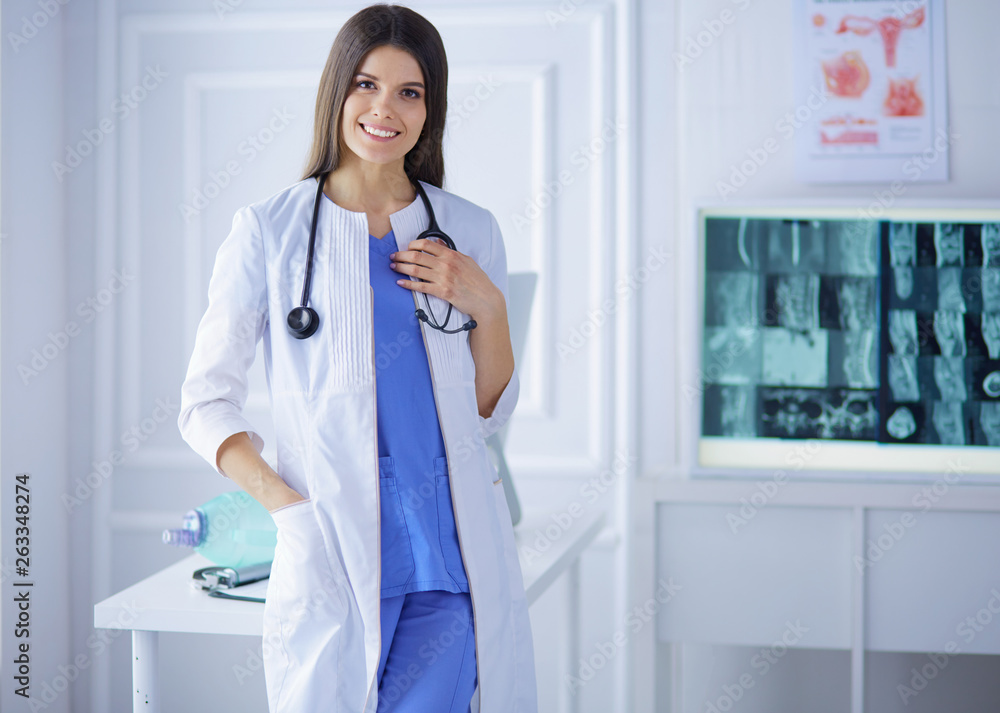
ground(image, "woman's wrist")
xmin=472 ymin=287 xmax=507 ymax=326
xmin=263 ymin=478 xmax=306 ymax=512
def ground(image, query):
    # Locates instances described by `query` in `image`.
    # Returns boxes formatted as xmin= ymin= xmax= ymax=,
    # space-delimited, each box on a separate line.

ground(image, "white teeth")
xmin=363 ymin=124 xmax=399 ymax=138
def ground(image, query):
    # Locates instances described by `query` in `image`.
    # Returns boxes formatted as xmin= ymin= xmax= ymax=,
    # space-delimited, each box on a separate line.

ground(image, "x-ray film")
xmin=702 ymin=216 xmax=1000 ymax=449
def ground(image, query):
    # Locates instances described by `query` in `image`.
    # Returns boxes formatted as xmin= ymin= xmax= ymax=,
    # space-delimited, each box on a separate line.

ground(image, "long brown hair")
xmin=301 ymin=3 xmax=448 ymax=188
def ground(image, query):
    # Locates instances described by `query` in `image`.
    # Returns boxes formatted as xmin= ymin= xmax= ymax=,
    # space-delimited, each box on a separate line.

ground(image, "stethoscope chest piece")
xmin=287 ymin=305 xmax=319 ymax=339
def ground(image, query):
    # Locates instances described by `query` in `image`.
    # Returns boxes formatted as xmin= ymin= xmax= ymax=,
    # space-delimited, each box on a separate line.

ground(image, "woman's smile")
xmin=360 ymin=122 xmax=401 ymax=140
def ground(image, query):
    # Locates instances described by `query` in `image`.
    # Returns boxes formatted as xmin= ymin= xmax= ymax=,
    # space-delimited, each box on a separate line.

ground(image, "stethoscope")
xmin=287 ymin=172 xmax=478 ymax=339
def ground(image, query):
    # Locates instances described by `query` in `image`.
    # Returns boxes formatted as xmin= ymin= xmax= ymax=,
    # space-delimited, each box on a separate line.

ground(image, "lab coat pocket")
xmin=263 ymin=497 xmax=347 ymax=712
xmin=435 ymin=456 xmax=465 ymax=570
xmin=268 ymin=498 xmax=347 ymax=612
xmin=379 ymin=456 xmax=415 ymax=590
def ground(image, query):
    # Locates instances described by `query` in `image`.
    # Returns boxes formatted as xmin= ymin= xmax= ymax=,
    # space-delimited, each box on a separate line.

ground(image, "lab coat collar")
xmin=313 ymin=176 xmax=433 ymax=250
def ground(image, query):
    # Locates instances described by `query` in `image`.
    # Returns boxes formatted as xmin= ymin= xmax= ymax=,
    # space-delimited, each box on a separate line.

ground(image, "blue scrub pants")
xmin=377 ymin=590 xmax=477 ymax=713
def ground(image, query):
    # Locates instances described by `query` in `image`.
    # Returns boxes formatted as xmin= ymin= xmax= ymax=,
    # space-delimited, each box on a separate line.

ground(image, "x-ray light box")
xmin=695 ymin=203 xmax=1000 ymax=478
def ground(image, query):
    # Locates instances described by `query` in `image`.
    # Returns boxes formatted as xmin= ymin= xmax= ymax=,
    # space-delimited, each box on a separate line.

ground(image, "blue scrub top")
xmin=369 ymin=230 xmax=470 ymax=597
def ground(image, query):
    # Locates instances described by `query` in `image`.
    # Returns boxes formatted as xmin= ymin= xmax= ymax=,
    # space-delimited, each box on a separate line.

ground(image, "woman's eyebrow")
xmin=356 ymin=71 xmax=425 ymax=89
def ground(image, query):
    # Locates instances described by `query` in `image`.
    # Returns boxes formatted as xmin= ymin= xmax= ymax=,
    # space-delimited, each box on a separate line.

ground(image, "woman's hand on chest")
xmin=389 ymin=237 xmax=505 ymax=322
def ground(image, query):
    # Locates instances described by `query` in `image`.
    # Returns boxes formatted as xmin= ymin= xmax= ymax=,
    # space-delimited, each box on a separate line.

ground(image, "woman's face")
xmin=339 ymin=45 xmax=427 ymax=169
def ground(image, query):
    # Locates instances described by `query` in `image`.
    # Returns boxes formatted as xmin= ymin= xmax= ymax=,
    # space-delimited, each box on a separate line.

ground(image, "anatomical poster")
xmin=792 ymin=0 xmax=948 ymax=183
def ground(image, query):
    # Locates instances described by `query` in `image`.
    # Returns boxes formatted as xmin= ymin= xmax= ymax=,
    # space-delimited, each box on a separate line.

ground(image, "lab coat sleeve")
xmin=177 ymin=205 xmax=268 ymax=477
xmin=478 ymin=210 xmax=521 ymax=441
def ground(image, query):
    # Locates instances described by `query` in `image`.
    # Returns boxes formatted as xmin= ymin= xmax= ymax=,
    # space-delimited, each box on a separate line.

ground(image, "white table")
xmin=94 ymin=508 xmax=607 ymax=712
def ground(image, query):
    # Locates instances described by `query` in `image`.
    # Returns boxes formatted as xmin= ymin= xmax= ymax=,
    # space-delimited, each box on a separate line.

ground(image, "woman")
xmin=176 ymin=4 xmax=537 ymax=712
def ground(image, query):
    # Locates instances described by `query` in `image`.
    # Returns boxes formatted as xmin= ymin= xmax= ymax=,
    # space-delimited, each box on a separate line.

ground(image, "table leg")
xmin=132 ymin=630 xmax=159 ymax=713
xmin=564 ymin=558 xmax=580 ymax=713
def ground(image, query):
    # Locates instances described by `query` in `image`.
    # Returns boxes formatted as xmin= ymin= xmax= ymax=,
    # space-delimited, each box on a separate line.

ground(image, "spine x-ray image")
xmin=701 ymin=217 xmax=1000 ymax=448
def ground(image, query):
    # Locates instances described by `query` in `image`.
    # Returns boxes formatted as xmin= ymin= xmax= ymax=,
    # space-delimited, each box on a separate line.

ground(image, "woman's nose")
xmin=370 ymin=93 xmax=394 ymax=119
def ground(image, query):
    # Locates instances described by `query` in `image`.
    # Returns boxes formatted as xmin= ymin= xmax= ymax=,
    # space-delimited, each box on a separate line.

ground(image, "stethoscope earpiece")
xmin=288 ymin=172 xmax=477 ymax=340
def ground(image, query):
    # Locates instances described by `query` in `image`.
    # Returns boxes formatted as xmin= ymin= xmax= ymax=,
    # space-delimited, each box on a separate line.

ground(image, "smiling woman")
xmin=302 ymin=5 xmax=448 ymax=197
xmin=176 ymin=3 xmax=534 ymax=713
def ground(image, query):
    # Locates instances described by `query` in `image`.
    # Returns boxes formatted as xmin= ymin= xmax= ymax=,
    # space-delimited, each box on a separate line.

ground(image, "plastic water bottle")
xmin=162 ymin=491 xmax=277 ymax=567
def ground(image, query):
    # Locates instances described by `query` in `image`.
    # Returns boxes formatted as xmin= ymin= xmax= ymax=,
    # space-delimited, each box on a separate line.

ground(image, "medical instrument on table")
xmin=191 ymin=561 xmax=271 ymax=603
xmin=287 ymin=171 xmax=478 ymax=339
xmin=163 ymin=491 xmax=277 ymax=568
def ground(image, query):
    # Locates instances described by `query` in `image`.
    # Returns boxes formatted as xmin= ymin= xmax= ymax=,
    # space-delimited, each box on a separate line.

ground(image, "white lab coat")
xmin=177 ymin=177 xmax=537 ymax=712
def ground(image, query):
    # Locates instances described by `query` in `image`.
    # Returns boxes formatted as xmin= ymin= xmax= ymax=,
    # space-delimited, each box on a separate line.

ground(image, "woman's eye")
xmin=402 ymin=89 xmax=421 ymax=99
xmin=357 ymin=80 xmax=375 ymax=90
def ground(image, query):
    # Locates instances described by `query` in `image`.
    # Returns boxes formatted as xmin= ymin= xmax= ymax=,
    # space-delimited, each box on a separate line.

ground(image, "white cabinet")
xmin=654 ymin=487 xmax=1000 ymax=713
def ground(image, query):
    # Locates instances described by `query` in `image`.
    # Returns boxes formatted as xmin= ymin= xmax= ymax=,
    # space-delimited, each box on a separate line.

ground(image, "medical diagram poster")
xmin=792 ymin=0 xmax=949 ymax=183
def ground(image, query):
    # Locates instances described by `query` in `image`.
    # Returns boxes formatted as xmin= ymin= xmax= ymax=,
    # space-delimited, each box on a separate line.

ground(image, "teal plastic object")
xmin=162 ymin=491 xmax=277 ymax=567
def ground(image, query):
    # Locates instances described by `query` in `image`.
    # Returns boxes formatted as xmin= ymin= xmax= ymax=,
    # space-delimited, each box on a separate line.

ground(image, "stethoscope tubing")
xmin=299 ymin=172 xmax=327 ymax=311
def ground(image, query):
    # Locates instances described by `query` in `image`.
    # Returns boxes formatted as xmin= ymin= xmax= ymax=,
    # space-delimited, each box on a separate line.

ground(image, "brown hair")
xmin=301 ymin=3 xmax=448 ymax=188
